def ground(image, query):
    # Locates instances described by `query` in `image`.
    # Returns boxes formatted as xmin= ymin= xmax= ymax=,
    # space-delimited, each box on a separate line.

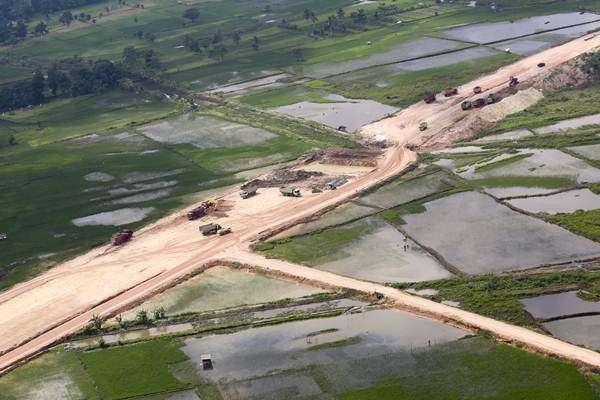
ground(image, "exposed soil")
xmin=297 ymin=147 xmax=382 ymax=167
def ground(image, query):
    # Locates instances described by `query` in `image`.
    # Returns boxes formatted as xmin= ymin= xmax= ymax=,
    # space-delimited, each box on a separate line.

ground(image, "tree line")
xmin=0 ymin=46 xmax=161 ymax=112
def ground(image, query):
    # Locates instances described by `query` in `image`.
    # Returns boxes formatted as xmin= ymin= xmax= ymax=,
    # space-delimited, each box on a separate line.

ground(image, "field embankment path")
xmin=1 ymin=33 xmax=599 ymax=374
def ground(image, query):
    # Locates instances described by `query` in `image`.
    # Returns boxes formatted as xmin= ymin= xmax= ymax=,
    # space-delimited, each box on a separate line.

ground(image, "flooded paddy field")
xmin=124 ymin=266 xmax=325 ymax=318
xmin=443 ymin=12 xmax=600 ymax=44
xmin=491 ymin=37 xmax=557 ymax=56
xmin=139 ymin=114 xmax=277 ymax=149
xmin=568 ymin=143 xmax=600 ymax=161
xmin=266 ymin=216 xmax=452 ymax=283
xmin=473 ymin=128 xmax=534 ymax=143
xmin=391 ymin=47 xmax=497 ymax=72
xmin=205 ymin=73 xmax=295 ymax=96
xmin=543 ymin=315 xmax=600 ymax=350
xmin=460 ymin=149 xmax=600 ymax=184
xmin=484 ymin=186 xmax=559 ymax=199
xmin=533 ymin=113 xmax=600 ymax=135
xmin=508 ymin=189 xmax=600 ymax=214
xmin=271 ymin=96 xmax=398 ymax=132
xmin=71 ymin=207 xmax=156 ymax=227
xmin=297 ymin=37 xmax=467 ymax=79
xmin=520 ymin=291 xmax=600 ymax=320
xmin=401 ymin=191 xmax=600 ymax=274
xmin=360 ymin=170 xmax=456 ymax=209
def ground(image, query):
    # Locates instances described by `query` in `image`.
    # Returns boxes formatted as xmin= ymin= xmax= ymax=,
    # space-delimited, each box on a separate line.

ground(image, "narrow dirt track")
xmin=1 ymin=33 xmax=600 ymax=374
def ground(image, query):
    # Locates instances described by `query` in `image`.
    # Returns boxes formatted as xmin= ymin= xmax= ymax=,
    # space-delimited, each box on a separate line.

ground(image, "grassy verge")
xmin=390 ymin=269 xmax=600 ymax=328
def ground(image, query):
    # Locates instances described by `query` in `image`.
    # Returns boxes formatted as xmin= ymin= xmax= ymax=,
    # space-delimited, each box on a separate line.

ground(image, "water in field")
xmin=484 ymin=187 xmax=559 ymax=199
xmin=391 ymin=47 xmax=496 ymax=71
xmin=533 ymin=113 xmax=600 ymax=134
xmin=298 ymin=37 xmax=466 ymax=78
xmin=508 ymin=189 xmax=600 ymax=214
xmin=314 ymin=217 xmax=452 ymax=283
xmin=272 ymin=96 xmax=397 ymax=132
xmin=520 ymin=291 xmax=600 ymax=320
xmin=474 ymin=128 xmax=534 ymax=143
xmin=140 ymin=114 xmax=277 ymax=149
xmin=568 ymin=143 xmax=600 ymax=161
xmin=121 ymin=169 xmax=185 ymax=184
xmin=110 ymin=188 xmax=173 ymax=205
xmin=401 ymin=191 xmax=600 ymax=274
xmin=71 ymin=207 xmax=155 ymax=227
xmin=543 ymin=315 xmax=600 ymax=350
xmin=431 ymin=146 xmax=485 ymax=154
xmin=492 ymin=38 xmax=556 ymax=55
xmin=84 ymin=172 xmax=115 ymax=182
xmin=360 ymin=170 xmax=455 ymax=209
xmin=443 ymin=12 xmax=600 ymax=44
xmin=462 ymin=149 xmax=600 ymax=184
xmin=124 ymin=266 xmax=324 ymax=318
xmin=181 ymin=308 xmax=467 ymax=382
xmin=206 ymin=73 xmax=294 ymax=95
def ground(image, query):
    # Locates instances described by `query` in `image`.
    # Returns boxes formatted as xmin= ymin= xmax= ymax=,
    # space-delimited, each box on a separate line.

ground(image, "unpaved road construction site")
xmin=1 ymin=32 xmax=600 ymax=375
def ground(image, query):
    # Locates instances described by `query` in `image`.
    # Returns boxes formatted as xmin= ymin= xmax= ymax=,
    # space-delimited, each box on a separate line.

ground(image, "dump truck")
xmin=186 ymin=200 xmax=215 ymax=221
xmin=239 ymin=188 xmax=257 ymax=199
xmin=280 ymin=186 xmax=301 ymax=197
xmin=509 ymin=76 xmax=519 ymax=87
xmin=486 ymin=93 xmax=501 ymax=104
xmin=112 ymin=229 xmax=133 ymax=245
xmin=199 ymin=223 xmax=221 ymax=236
xmin=423 ymin=93 xmax=436 ymax=104
xmin=461 ymin=100 xmax=472 ymax=111
xmin=419 ymin=121 xmax=428 ymax=131
xmin=473 ymin=86 xmax=482 ymax=94
xmin=537 ymin=62 xmax=546 ymax=68
xmin=218 ymin=227 xmax=232 ymax=236
xmin=443 ymin=88 xmax=458 ymax=97
xmin=326 ymin=177 xmax=348 ymax=190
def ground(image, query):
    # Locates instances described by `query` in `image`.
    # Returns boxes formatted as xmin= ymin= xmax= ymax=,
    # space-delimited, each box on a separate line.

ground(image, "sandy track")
xmin=1 ymin=33 xmax=600 ymax=374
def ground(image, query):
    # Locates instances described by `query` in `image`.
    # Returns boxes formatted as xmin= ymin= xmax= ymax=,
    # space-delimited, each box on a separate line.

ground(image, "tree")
xmin=231 ymin=30 xmax=241 ymax=46
xmin=89 ymin=314 xmax=103 ymax=331
xmin=183 ymin=7 xmax=199 ymax=22
xmin=93 ymin=59 xmax=122 ymax=88
xmin=153 ymin=306 xmax=166 ymax=320
xmin=14 ymin=20 xmax=27 ymax=38
xmin=251 ymin=35 xmax=259 ymax=51
xmin=30 ymin=70 xmax=45 ymax=105
xmin=59 ymin=11 xmax=73 ymax=26
xmin=47 ymin=65 xmax=71 ymax=95
xmin=291 ymin=47 xmax=304 ymax=61
xmin=211 ymin=29 xmax=222 ymax=44
xmin=209 ymin=43 xmax=228 ymax=63
xmin=33 ymin=21 xmax=48 ymax=36
xmin=135 ymin=309 xmax=150 ymax=325
xmin=337 ymin=8 xmax=345 ymax=18
xmin=183 ymin=34 xmax=201 ymax=53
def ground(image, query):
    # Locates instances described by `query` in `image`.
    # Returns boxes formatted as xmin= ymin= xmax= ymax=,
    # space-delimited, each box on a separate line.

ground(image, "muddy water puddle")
xmin=443 ymin=12 xmax=600 ymax=44
xmin=402 ymin=191 xmax=600 ymax=274
xmin=315 ymin=217 xmax=452 ymax=283
xmin=520 ymin=291 xmax=600 ymax=320
xmin=508 ymin=188 xmax=600 ymax=214
xmin=181 ymin=308 xmax=467 ymax=382
xmin=272 ymin=96 xmax=397 ymax=132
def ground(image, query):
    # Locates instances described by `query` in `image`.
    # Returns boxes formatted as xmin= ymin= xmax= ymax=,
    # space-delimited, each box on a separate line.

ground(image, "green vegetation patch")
xmin=474 ymin=152 xmax=532 ymax=172
xmin=392 ymin=269 xmax=600 ymax=328
xmin=469 ymin=176 xmax=576 ymax=189
xmin=307 ymin=336 xmax=361 ymax=351
xmin=546 ymin=209 xmax=600 ymax=242
xmin=81 ymin=339 xmax=188 ymax=400
xmin=340 ymin=337 xmax=597 ymax=400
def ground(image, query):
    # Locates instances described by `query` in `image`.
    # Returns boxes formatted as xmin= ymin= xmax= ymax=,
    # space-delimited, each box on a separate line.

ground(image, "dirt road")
xmin=1 ymin=32 xmax=600 ymax=374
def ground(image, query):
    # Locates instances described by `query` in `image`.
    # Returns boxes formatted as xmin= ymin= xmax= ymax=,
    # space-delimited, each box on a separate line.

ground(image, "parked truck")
xmin=473 ymin=86 xmax=482 ymax=94
xmin=187 ymin=200 xmax=215 ymax=221
xmin=112 ymin=229 xmax=133 ymax=245
xmin=423 ymin=93 xmax=436 ymax=104
xmin=509 ymin=76 xmax=519 ymax=87
xmin=443 ymin=87 xmax=458 ymax=97
xmin=199 ymin=223 xmax=221 ymax=236
xmin=280 ymin=186 xmax=301 ymax=197
xmin=419 ymin=121 xmax=428 ymax=131
xmin=239 ymin=187 xmax=257 ymax=199
xmin=461 ymin=100 xmax=472 ymax=111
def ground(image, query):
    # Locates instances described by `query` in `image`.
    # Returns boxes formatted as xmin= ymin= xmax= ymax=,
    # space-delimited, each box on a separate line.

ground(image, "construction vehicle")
xmin=472 ymin=98 xmax=486 ymax=108
xmin=373 ymin=291 xmax=385 ymax=300
xmin=473 ymin=86 xmax=482 ymax=94
xmin=419 ymin=121 xmax=428 ymax=131
xmin=280 ymin=186 xmax=301 ymax=197
xmin=443 ymin=88 xmax=458 ymax=97
xmin=239 ymin=188 xmax=257 ymax=199
xmin=112 ymin=229 xmax=133 ymax=245
xmin=461 ymin=100 xmax=472 ymax=111
xmin=509 ymin=76 xmax=519 ymax=87
xmin=423 ymin=93 xmax=436 ymax=104
xmin=218 ymin=227 xmax=232 ymax=236
xmin=537 ymin=62 xmax=546 ymax=68
xmin=199 ymin=223 xmax=221 ymax=236
xmin=0 ymin=232 xmax=6 ymax=241
xmin=486 ymin=93 xmax=501 ymax=104
xmin=326 ymin=177 xmax=348 ymax=190
xmin=187 ymin=200 xmax=215 ymax=221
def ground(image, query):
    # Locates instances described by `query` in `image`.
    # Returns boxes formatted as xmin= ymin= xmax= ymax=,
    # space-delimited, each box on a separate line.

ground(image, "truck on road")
xmin=199 ymin=223 xmax=221 ymax=236
xmin=280 ymin=187 xmax=301 ymax=197
xmin=240 ymin=188 xmax=257 ymax=199
xmin=112 ymin=229 xmax=133 ymax=245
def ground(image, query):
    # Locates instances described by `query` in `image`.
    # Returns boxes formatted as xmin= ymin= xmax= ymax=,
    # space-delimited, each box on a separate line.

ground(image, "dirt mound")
xmin=241 ymin=168 xmax=324 ymax=189
xmin=530 ymin=56 xmax=592 ymax=91
xmin=298 ymin=147 xmax=382 ymax=167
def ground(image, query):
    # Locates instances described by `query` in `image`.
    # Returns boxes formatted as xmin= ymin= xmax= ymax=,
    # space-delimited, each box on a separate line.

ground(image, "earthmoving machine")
xmin=239 ymin=187 xmax=257 ymax=199
xmin=509 ymin=76 xmax=519 ymax=87
xmin=537 ymin=62 xmax=546 ymax=68
xmin=419 ymin=121 xmax=428 ymax=131
xmin=280 ymin=186 xmax=301 ymax=197
xmin=423 ymin=93 xmax=436 ymax=104
xmin=199 ymin=223 xmax=221 ymax=236
xmin=0 ymin=232 xmax=6 ymax=241
xmin=112 ymin=229 xmax=133 ymax=245
xmin=472 ymin=98 xmax=486 ymax=108
xmin=461 ymin=100 xmax=472 ymax=111
xmin=326 ymin=177 xmax=348 ymax=190
xmin=443 ymin=88 xmax=458 ymax=97
xmin=218 ymin=227 xmax=232 ymax=236
xmin=187 ymin=200 xmax=216 ymax=221
xmin=473 ymin=86 xmax=482 ymax=94
xmin=486 ymin=93 xmax=501 ymax=105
